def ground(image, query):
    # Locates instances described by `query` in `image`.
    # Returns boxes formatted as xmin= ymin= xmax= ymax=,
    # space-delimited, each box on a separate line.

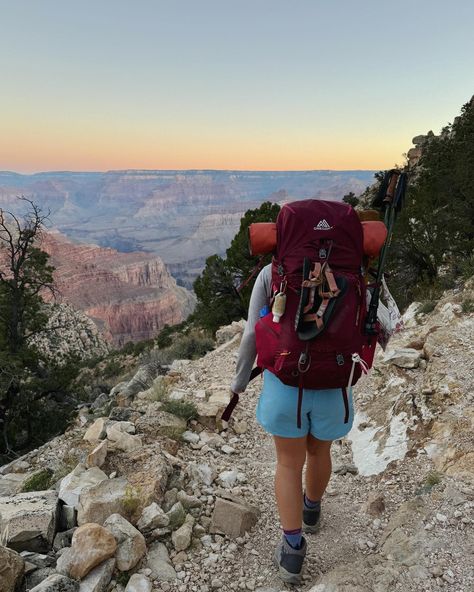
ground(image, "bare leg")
xmin=273 ymin=436 xmax=307 ymax=530
xmin=305 ymin=435 xmax=333 ymax=502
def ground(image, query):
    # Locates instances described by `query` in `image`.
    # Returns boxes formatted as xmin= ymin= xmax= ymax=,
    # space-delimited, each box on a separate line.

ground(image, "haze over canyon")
xmin=0 ymin=169 xmax=374 ymax=342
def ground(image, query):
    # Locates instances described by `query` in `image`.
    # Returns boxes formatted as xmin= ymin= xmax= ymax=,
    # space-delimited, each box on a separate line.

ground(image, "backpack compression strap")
xmin=222 ymin=366 xmax=263 ymax=422
xmin=302 ymin=262 xmax=341 ymax=330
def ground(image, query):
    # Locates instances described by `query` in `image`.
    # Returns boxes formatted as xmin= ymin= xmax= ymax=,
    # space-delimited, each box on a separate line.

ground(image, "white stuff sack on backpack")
xmin=366 ymin=276 xmax=403 ymax=350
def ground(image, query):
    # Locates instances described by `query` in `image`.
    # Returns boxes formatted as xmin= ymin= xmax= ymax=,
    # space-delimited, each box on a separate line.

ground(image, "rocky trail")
xmin=1 ymin=280 xmax=474 ymax=592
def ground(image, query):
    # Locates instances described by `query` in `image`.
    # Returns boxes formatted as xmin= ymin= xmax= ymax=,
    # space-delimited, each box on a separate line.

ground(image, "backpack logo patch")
xmin=314 ymin=219 xmax=332 ymax=230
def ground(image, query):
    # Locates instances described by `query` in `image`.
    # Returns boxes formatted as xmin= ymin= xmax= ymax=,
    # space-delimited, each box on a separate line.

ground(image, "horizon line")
xmin=1 ymin=167 xmax=379 ymax=176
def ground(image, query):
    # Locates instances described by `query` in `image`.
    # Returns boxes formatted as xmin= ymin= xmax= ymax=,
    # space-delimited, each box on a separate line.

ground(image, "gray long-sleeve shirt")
xmin=231 ymin=264 xmax=272 ymax=393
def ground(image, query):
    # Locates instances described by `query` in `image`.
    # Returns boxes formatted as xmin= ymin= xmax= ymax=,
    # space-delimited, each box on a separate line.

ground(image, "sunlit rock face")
xmin=40 ymin=231 xmax=195 ymax=345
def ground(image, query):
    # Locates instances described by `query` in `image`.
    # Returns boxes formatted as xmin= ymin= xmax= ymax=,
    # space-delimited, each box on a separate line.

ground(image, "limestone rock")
xmin=171 ymin=514 xmax=194 ymax=551
xmin=0 ymin=545 xmax=25 ymax=592
xmin=145 ymin=541 xmax=177 ymax=582
xmin=210 ymin=496 xmax=259 ymax=538
xmin=176 ymin=491 xmax=202 ymax=509
xmin=135 ymin=411 xmax=186 ymax=440
xmin=59 ymin=464 xmax=108 ymax=507
xmin=106 ymin=425 xmax=143 ymax=453
xmin=124 ymin=573 xmax=152 ymax=592
xmin=29 ymin=574 xmax=79 ymax=592
xmin=78 ymin=558 xmax=115 ymax=592
xmin=77 ymin=478 xmax=129 ymax=526
xmin=56 ymin=523 xmax=117 ymax=580
xmin=83 ymin=418 xmax=109 ymax=443
xmin=103 ymin=445 xmax=172 ymax=514
xmin=119 ymin=364 xmax=160 ymax=399
xmin=0 ymin=490 xmax=58 ymax=552
xmin=166 ymin=502 xmax=186 ymax=529
xmin=86 ymin=441 xmax=108 ymax=469
xmin=366 ymin=493 xmax=386 ymax=516
xmin=0 ymin=473 xmax=28 ymax=496
xmin=136 ymin=502 xmax=170 ymax=532
xmin=26 ymin=567 xmax=56 ymax=590
xmin=104 ymin=513 xmax=146 ymax=571
xmin=383 ymin=348 xmax=421 ymax=369
xmin=187 ymin=462 xmax=216 ymax=486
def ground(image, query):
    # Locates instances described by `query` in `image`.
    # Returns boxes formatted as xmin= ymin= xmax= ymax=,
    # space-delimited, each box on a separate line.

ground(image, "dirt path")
xmin=171 ymin=335 xmax=474 ymax=592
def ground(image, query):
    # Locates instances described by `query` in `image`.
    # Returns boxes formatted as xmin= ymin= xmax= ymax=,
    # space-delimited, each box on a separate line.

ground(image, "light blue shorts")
xmin=256 ymin=370 xmax=354 ymax=440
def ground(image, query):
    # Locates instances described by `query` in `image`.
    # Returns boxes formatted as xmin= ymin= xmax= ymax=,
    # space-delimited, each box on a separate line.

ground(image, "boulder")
xmin=118 ymin=364 xmax=160 ymax=399
xmin=124 ymin=573 xmax=152 ymax=592
xmin=176 ymin=491 xmax=202 ymax=509
xmin=187 ymin=462 xmax=216 ymax=486
xmin=56 ymin=523 xmax=117 ymax=580
xmin=26 ymin=567 xmax=56 ymax=589
xmin=0 ymin=490 xmax=58 ymax=552
xmin=106 ymin=426 xmax=143 ymax=453
xmin=19 ymin=551 xmax=55 ymax=569
xmin=171 ymin=514 xmax=194 ymax=551
xmin=106 ymin=421 xmax=135 ymax=435
xmin=86 ymin=441 xmax=108 ymax=469
xmin=104 ymin=445 xmax=172 ymax=514
xmin=83 ymin=418 xmax=109 ymax=443
xmin=0 ymin=473 xmax=28 ymax=496
xmin=59 ymin=465 xmax=108 ymax=507
xmin=136 ymin=502 xmax=170 ymax=532
xmin=29 ymin=574 xmax=79 ymax=592
xmin=0 ymin=545 xmax=25 ymax=592
xmin=210 ymin=496 xmax=260 ymax=538
xmin=144 ymin=541 xmax=177 ymax=582
xmin=78 ymin=558 xmax=115 ymax=592
xmin=166 ymin=502 xmax=186 ymax=529
xmin=383 ymin=348 xmax=421 ymax=369
xmin=135 ymin=411 xmax=186 ymax=440
xmin=104 ymin=513 xmax=146 ymax=571
xmin=77 ymin=478 xmax=129 ymax=526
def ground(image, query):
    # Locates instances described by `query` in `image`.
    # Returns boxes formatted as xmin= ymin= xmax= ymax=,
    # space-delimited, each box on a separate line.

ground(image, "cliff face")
xmin=40 ymin=231 xmax=195 ymax=345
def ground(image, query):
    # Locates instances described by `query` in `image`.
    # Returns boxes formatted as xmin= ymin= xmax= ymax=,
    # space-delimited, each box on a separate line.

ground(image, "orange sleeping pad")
xmin=248 ymin=215 xmax=387 ymax=259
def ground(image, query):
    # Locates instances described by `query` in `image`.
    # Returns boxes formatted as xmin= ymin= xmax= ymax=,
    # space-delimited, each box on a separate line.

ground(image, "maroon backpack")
xmin=254 ymin=199 xmax=372 ymax=427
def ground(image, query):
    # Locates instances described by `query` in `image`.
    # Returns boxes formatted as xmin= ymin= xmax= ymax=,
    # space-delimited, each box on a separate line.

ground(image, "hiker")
xmin=226 ymin=190 xmax=404 ymax=583
xmin=229 ymin=260 xmax=354 ymax=583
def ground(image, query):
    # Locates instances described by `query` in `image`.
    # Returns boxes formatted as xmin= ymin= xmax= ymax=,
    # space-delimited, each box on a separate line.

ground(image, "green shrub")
xmin=150 ymin=380 xmax=169 ymax=402
xmin=168 ymin=334 xmax=214 ymax=360
xmin=462 ymin=298 xmax=474 ymax=314
xmin=21 ymin=468 xmax=54 ymax=492
xmin=417 ymin=301 xmax=437 ymax=315
xmin=102 ymin=359 xmax=123 ymax=379
xmin=162 ymin=399 xmax=198 ymax=421
xmin=161 ymin=425 xmax=187 ymax=440
xmin=424 ymin=470 xmax=442 ymax=487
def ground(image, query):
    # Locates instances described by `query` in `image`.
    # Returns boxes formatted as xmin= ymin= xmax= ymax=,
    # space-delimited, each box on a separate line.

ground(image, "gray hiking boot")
xmin=273 ymin=535 xmax=307 ymax=584
xmin=303 ymin=499 xmax=321 ymax=533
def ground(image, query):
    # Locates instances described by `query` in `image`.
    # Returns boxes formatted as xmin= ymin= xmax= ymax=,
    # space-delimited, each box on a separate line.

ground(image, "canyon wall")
xmin=40 ymin=231 xmax=195 ymax=345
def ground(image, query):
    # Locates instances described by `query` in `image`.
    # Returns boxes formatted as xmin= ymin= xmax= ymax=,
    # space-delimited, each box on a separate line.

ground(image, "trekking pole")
xmin=365 ymin=170 xmax=407 ymax=335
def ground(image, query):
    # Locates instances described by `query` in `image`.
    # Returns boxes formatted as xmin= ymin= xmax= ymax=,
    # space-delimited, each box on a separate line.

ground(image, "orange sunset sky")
xmin=1 ymin=1 xmax=474 ymax=173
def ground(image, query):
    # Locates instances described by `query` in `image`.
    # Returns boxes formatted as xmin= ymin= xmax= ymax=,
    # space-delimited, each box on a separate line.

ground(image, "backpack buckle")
xmin=298 ymin=351 xmax=311 ymax=373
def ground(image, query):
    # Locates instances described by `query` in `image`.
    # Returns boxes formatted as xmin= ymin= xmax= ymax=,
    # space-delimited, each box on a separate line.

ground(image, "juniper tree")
xmin=194 ymin=201 xmax=280 ymax=333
